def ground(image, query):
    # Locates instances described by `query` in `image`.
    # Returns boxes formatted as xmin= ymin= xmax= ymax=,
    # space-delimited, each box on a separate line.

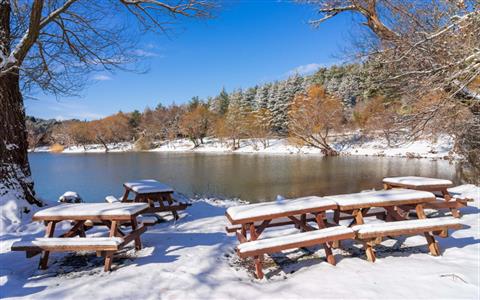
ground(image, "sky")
xmin=25 ymin=1 xmax=358 ymax=121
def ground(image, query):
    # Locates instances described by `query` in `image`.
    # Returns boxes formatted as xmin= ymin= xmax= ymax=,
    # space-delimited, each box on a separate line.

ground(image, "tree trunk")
xmin=458 ymin=103 xmax=480 ymax=184
xmin=0 ymin=1 xmax=41 ymax=206
xmin=0 ymin=73 xmax=42 ymax=206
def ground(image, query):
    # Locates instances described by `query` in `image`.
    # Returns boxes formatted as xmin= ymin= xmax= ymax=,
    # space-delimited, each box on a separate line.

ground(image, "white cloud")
xmin=288 ymin=63 xmax=322 ymax=76
xmin=93 ymin=74 xmax=112 ymax=81
xmin=131 ymin=49 xmax=160 ymax=58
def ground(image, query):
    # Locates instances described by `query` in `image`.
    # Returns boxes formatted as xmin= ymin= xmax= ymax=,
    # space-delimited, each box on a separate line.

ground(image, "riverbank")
xmin=0 ymin=184 xmax=479 ymax=299
xmin=31 ymin=134 xmax=458 ymax=160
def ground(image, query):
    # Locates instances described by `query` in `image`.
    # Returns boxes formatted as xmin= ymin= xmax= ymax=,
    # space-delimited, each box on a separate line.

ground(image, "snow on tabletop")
xmin=0 ymin=184 xmax=478 ymax=299
xmin=237 ymin=226 xmax=354 ymax=254
xmin=124 ymin=179 xmax=174 ymax=194
xmin=105 ymin=195 xmax=120 ymax=203
xmin=33 ymin=203 xmax=149 ymax=218
xmin=226 ymin=196 xmax=337 ymax=222
xmin=323 ymin=188 xmax=435 ymax=208
xmin=12 ymin=237 xmax=124 ymax=248
xmin=352 ymin=217 xmax=462 ymax=235
xmin=383 ymin=176 xmax=453 ymax=187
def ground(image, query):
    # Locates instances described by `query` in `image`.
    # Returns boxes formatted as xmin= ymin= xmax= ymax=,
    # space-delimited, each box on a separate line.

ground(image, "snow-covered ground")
xmin=1 ymin=185 xmax=478 ymax=299
xmin=31 ymin=134 xmax=458 ymax=160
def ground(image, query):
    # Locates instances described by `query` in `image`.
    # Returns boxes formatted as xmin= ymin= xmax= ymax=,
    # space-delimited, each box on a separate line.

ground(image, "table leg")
xmin=442 ymin=189 xmax=460 ymax=218
xmin=122 ymin=189 xmax=130 ymax=202
xmin=130 ymin=217 xmax=142 ymax=250
xmin=39 ymin=221 xmax=56 ymax=270
xmin=315 ymin=213 xmax=336 ymax=264
xmin=166 ymin=193 xmax=180 ymax=220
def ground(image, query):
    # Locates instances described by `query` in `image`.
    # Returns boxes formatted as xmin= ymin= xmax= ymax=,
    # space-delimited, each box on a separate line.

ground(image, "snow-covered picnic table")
xmin=12 ymin=203 xmax=149 ymax=272
xmin=122 ymin=179 xmax=188 ymax=220
xmin=226 ymin=196 xmax=338 ymax=241
xmin=382 ymin=176 xmax=469 ymax=217
xmin=323 ymin=188 xmax=436 ymax=225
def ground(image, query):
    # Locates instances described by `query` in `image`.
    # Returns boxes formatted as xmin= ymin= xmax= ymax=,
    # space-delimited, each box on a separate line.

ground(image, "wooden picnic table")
xmin=225 ymin=196 xmax=338 ymax=243
xmin=122 ymin=179 xmax=188 ymax=220
xmin=323 ymin=188 xmax=436 ymax=226
xmin=20 ymin=202 xmax=148 ymax=271
xmin=382 ymin=176 xmax=466 ymax=217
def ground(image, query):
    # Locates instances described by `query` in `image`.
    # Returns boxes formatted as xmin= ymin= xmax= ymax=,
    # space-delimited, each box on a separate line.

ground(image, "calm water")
xmin=29 ymin=152 xmax=462 ymax=204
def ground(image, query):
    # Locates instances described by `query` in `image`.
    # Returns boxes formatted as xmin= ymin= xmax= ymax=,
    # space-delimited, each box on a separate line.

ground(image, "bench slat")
xmin=11 ymin=237 xmax=124 ymax=252
xmin=237 ymin=226 xmax=355 ymax=258
xmin=353 ymin=217 xmax=463 ymax=239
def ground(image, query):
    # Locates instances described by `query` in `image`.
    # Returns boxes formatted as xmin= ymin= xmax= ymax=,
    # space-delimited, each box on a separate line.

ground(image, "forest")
xmin=27 ymin=63 xmax=473 ymax=156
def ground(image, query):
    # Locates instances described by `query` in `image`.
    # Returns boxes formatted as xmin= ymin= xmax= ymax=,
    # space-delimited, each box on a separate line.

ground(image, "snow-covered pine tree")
xmin=268 ymin=75 xmax=304 ymax=135
xmin=254 ymin=83 xmax=271 ymax=111
xmin=241 ymin=86 xmax=257 ymax=112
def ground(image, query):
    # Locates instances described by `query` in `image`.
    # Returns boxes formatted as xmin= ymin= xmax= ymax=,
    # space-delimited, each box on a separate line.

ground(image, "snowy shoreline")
xmin=1 ymin=185 xmax=479 ymax=299
xmin=30 ymin=135 xmax=459 ymax=161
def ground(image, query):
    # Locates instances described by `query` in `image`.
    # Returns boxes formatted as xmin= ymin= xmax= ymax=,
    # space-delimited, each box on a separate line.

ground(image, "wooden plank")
xmin=338 ymin=196 xmax=435 ymax=211
xmin=356 ymin=223 xmax=463 ymax=239
xmin=225 ymin=204 xmax=338 ymax=225
xmin=237 ymin=231 xmax=355 ymax=258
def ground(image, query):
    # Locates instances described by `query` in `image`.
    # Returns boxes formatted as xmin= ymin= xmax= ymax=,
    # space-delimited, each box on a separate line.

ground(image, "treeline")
xmin=28 ymin=64 xmax=458 ymax=154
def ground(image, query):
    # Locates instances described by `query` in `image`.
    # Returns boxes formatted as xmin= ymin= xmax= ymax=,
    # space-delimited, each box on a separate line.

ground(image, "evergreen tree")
xmin=212 ymin=88 xmax=230 ymax=115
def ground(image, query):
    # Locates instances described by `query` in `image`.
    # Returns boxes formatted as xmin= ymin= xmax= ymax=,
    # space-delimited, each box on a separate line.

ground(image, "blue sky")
xmin=25 ymin=1 xmax=357 ymax=120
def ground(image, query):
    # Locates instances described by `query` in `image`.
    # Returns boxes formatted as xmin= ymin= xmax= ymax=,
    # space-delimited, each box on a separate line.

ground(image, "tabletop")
xmin=226 ymin=196 xmax=338 ymax=225
xmin=124 ymin=179 xmax=174 ymax=194
xmin=32 ymin=203 xmax=149 ymax=221
xmin=383 ymin=176 xmax=453 ymax=189
xmin=323 ymin=188 xmax=436 ymax=210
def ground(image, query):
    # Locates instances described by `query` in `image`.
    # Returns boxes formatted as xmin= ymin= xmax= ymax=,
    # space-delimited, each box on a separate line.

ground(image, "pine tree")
xmin=212 ymin=88 xmax=230 ymax=115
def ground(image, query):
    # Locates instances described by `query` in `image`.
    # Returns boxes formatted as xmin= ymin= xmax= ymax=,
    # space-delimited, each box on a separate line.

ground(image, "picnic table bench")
xmin=11 ymin=203 xmax=148 ymax=272
xmin=122 ymin=179 xmax=189 ymax=220
xmin=382 ymin=176 xmax=471 ymax=217
xmin=226 ymin=196 xmax=355 ymax=279
xmin=323 ymin=188 xmax=463 ymax=261
xmin=228 ymin=188 xmax=464 ymax=278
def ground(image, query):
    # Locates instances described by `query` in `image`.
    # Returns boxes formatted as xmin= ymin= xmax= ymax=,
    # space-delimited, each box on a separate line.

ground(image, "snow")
xmin=352 ymin=217 xmax=462 ymax=236
xmin=32 ymin=134 xmax=459 ymax=160
xmin=105 ymin=195 xmax=120 ymax=203
xmin=383 ymin=176 xmax=453 ymax=187
xmin=323 ymin=189 xmax=436 ymax=209
xmin=33 ymin=203 xmax=149 ymax=219
xmin=0 ymin=185 xmax=478 ymax=299
xmin=124 ymin=179 xmax=174 ymax=194
xmin=12 ymin=237 xmax=124 ymax=248
xmin=58 ymin=191 xmax=82 ymax=203
xmin=226 ymin=196 xmax=336 ymax=223
xmin=237 ymin=226 xmax=354 ymax=255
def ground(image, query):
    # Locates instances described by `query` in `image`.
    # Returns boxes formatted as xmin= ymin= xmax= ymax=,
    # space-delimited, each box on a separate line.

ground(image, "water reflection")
xmin=29 ymin=152 xmax=461 ymax=204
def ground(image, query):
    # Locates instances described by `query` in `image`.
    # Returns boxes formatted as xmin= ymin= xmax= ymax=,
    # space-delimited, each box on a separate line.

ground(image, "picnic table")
xmin=225 ymin=196 xmax=355 ymax=278
xmin=323 ymin=188 xmax=436 ymax=226
xmin=382 ymin=176 xmax=467 ymax=217
xmin=12 ymin=202 xmax=148 ymax=271
xmin=122 ymin=179 xmax=188 ymax=220
xmin=226 ymin=196 xmax=338 ymax=242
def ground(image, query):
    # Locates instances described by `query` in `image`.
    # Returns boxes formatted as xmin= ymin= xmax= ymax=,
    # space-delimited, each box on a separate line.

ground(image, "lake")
xmin=29 ymin=152 xmax=461 ymax=204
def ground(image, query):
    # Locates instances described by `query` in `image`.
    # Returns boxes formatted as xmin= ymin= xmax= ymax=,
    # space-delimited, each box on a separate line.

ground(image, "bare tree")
xmin=303 ymin=0 xmax=480 ymax=173
xmin=0 ymin=0 xmax=214 ymax=206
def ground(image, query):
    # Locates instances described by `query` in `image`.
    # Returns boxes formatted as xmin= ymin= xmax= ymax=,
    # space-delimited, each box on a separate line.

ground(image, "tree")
xmin=0 ymin=0 xmax=213 ymax=206
xmin=66 ymin=121 xmax=94 ymax=150
xmin=288 ymin=85 xmax=343 ymax=155
xmin=211 ymin=87 xmax=230 ymax=115
xmin=303 ymin=0 xmax=480 ymax=172
xmin=179 ymin=104 xmax=213 ymax=147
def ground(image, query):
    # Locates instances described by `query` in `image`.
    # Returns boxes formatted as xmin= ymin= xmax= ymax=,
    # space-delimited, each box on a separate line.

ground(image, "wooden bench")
xmin=11 ymin=237 xmax=125 ymax=271
xmin=237 ymin=226 xmax=355 ymax=279
xmin=352 ymin=217 xmax=463 ymax=262
xmin=12 ymin=203 xmax=149 ymax=272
